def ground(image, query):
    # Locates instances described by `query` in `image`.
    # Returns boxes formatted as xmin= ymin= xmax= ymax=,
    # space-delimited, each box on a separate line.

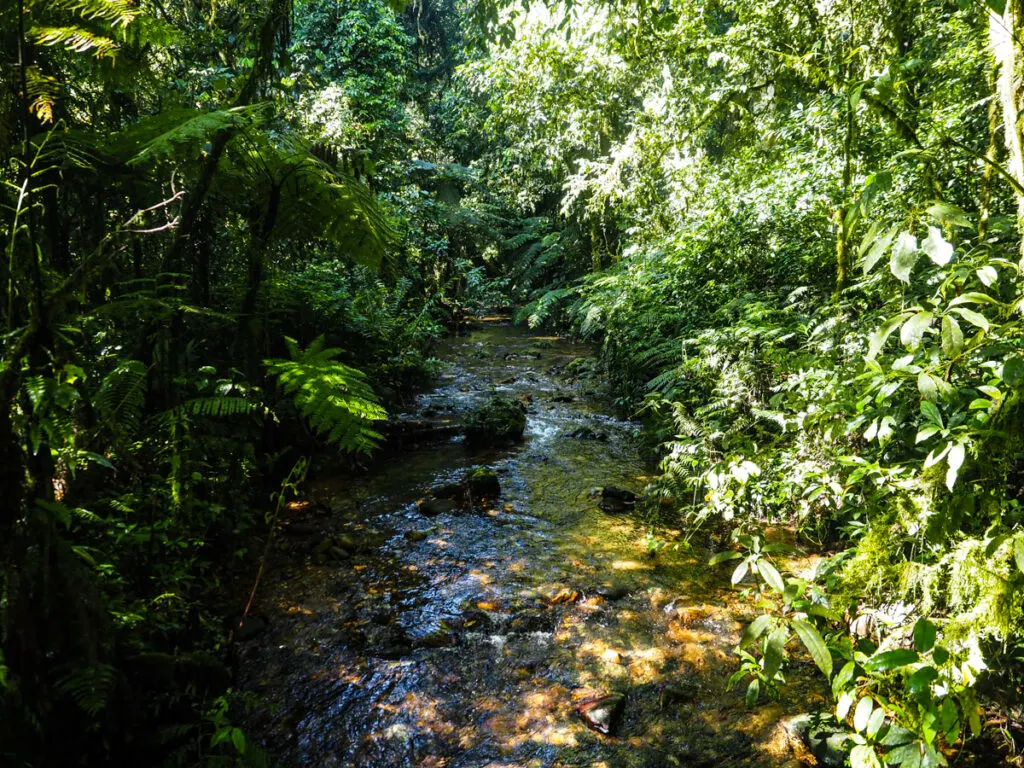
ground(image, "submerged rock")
xmin=595 ymin=581 xmax=632 ymax=601
xmin=507 ymin=608 xmax=554 ymax=633
xmin=536 ymin=582 xmax=580 ymax=605
xmin=465 ymin=396 xmax=527 ymax=446
xmin=365 ymin=624 xmax=411 ymax=660
xmin=569 ymin=427 xmax=609 ymax=441
xmin=598 ymin=486 xmax=637 ymax=514
xmin=576 ymin=691 xmax=625 ymax=736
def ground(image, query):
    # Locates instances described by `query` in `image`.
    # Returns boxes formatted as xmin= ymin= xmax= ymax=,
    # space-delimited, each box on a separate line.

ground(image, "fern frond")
xmin=179 ymin=397 xmax=257 ymax=418
xmin=31 ymin=26 xmax=119 ymax=57
xmin=265 ymin=336 xmax=386 ymax=455
xmin=56 ymin=664 xmax=116 ymax=717
xmin=112 ymin=106 xmax=269 ymax=167
xmin=96 ymin=360 xmax=147 ymax=437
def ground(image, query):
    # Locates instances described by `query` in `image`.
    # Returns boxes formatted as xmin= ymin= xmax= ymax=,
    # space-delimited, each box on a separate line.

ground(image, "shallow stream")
xmin=239 ymin=317 xmax=818 ymax=767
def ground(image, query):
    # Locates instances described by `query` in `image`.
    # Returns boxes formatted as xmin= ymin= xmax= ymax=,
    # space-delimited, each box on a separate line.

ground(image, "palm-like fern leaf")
xmin=112 ymin=106 xmax=269 ymax=167
xmin=95 ymin=360 xmax=147 ymax=436
xmin=265 ymin=336 xmax=386 ymax=455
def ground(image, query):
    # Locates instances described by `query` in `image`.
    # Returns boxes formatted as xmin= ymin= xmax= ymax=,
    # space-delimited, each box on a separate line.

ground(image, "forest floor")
xmin=237 ymin=315 xmax=824 ymax=767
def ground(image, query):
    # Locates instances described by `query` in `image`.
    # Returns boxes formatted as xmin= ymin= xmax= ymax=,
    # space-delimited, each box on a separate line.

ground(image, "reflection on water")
xmin=239 ymin=318 xmax=818 ymax=767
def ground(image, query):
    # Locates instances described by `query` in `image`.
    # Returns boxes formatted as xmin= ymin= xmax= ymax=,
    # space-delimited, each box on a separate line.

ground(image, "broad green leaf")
xmin=920 ymin=400 xmax=943 ymax=427
xmin=886 ymin=742 xmax=925 ymax=766
xmin=922 ymin=227 xmax=953 ymax=266
xmin=947 ymin=292 xmax=999 ymax=307
xmin=948 ymin=307 xmax=989 ymax=332
xmin=867 ymin=706 xmax=887 ymax=738
xmin=926 ymin=201 xmax=972 ymax=228
xmin=940 ymin=315 xmax=963 ymax=357
xmin=1003 ymin=357 xmax=1024 ymax=387
xmin=745 ymin=678 xmax=760 ymax=708
xmin=988 ymin=0 xmax=1008 ymax=16
xmin=933 ymin=647 xmax=950 ymax=665
xmin=837 ymin=690 xmax=855 ymax=720
xmin=900 ymin=312 xmax=933 ymax=348
xmin=913 ymin=618 xmax=937 ymax=653
xmin=908 ymin=666 xmax=939 ymax=695
xmin=709 ymin=550 xmax=743 ymax=565
xmin=757 ymin=559 xmax=785 ymax=593
xmin=763 ymin=627 xmax=787 ymax=679
xmin=916 ymin=426 xmax=940 ymax=443
xmin=863 ymin=226 xmax=898 ymax=274
xmin=864 ymin=649 xmax=919 ymax=671
xmin=918 ymin=372 xmax=939 ymax=403
xmin=740 ymin=614 xmax=773 ymax=648
xmin=946 ymin=442 xmax=965 ymax=491
xmin=890 ymin=232 xmax=919 ymax=283
xmin=833 ymin=660 xmax=856 ymax=698
xmin=792 ymin=618 xmax=833 ymax=678
xmin=1014 ymin=536 xmax=1024 ymax=574
xmin=976 ymin=265 xmax=998 ymax=286
xmin=732 ymin=558 xmax=750 ymax=585
xmin=869 ymin=314 xmax=909 ymax=358
xmin=858 ymin=220 xmax=884 ymax=257
xmin=851 ymin=744 xmax=881 ymax=768
xmin=939 ymin=698 xmax=958 ymax=733
xmin=854 ymin=696 xmax=874 ymax=732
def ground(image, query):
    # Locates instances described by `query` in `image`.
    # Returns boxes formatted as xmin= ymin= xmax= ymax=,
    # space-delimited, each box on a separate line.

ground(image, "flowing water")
xmin=239 ymin=317 xmax=819 ymax=767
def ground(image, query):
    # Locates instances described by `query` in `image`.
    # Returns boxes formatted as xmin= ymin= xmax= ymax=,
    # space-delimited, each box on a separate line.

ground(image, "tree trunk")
xmin=989 ymin=2 xmax=1024 ymax=258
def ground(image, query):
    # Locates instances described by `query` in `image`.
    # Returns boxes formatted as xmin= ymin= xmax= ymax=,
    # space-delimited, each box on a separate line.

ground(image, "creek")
xmin=239 ymin=315 xmax=818 ymax=767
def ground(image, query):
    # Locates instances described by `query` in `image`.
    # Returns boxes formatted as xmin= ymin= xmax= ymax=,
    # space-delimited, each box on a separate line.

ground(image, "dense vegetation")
xmin=3 ymin=0 xmax=1024 ymax=765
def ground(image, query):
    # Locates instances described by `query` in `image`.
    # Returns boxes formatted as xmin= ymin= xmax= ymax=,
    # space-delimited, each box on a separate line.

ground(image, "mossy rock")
xmin=465 ymin=396 xmax=527 ymax=446
xmin=465 ymin=466 xmax=500 ymax=497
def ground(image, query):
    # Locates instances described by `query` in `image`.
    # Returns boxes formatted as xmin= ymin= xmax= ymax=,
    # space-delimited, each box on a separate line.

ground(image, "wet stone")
xmin=598 ymin=485 xmax=637 ymax=514
xmin=595 ymin=581 xmax=632 ymax=601
xmin=507 ymin=608 xmax=554 ymax=634
xmin=430 ymin=481 xmax=465 ymax=499
xmin=404 ymin=529 xmax=430 ymax=543
xmin=464 ymin=466 xmax=500 ymax=498
xmin=569 ymin=427 xmax=609 ymax=441
xmin=364 ymin=624 xmax=411 ymax=659
xmin=464 ymin=396 xmax=527 ymax=446
xmin=460 ymin=608 xmax=494 ymax=632
xmin=576 ymin=691 xmax=625 ymax=736
xmin=420 ymin=498 xmax=457 ymax=516
xmin=659 ymin=679 xmax=700 ymax=708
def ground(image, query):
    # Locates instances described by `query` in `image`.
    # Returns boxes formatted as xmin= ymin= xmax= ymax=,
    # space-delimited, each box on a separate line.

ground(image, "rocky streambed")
xmin=238 ymin=316 xmax=821 ymax=767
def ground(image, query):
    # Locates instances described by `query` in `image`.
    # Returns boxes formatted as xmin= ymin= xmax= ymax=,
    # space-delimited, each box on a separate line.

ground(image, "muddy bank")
xmin=238 ymin=317 xmax=819 ymax=767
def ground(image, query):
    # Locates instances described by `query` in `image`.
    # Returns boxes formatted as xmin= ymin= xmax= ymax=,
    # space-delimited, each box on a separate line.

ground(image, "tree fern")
xmin=265 ymin=337 xmax=386 ymax=455
xmin=113 ymin=106 xmax=270 ymax=167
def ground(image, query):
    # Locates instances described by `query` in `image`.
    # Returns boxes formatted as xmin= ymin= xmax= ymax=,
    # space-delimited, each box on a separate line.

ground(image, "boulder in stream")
xmin=576 ymin=691 xmax=625 ymax=735
xmin=465 ymin=396 xmax=527 ymax=446
xmin=464 ymin=466 xmax=500 ymax=497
